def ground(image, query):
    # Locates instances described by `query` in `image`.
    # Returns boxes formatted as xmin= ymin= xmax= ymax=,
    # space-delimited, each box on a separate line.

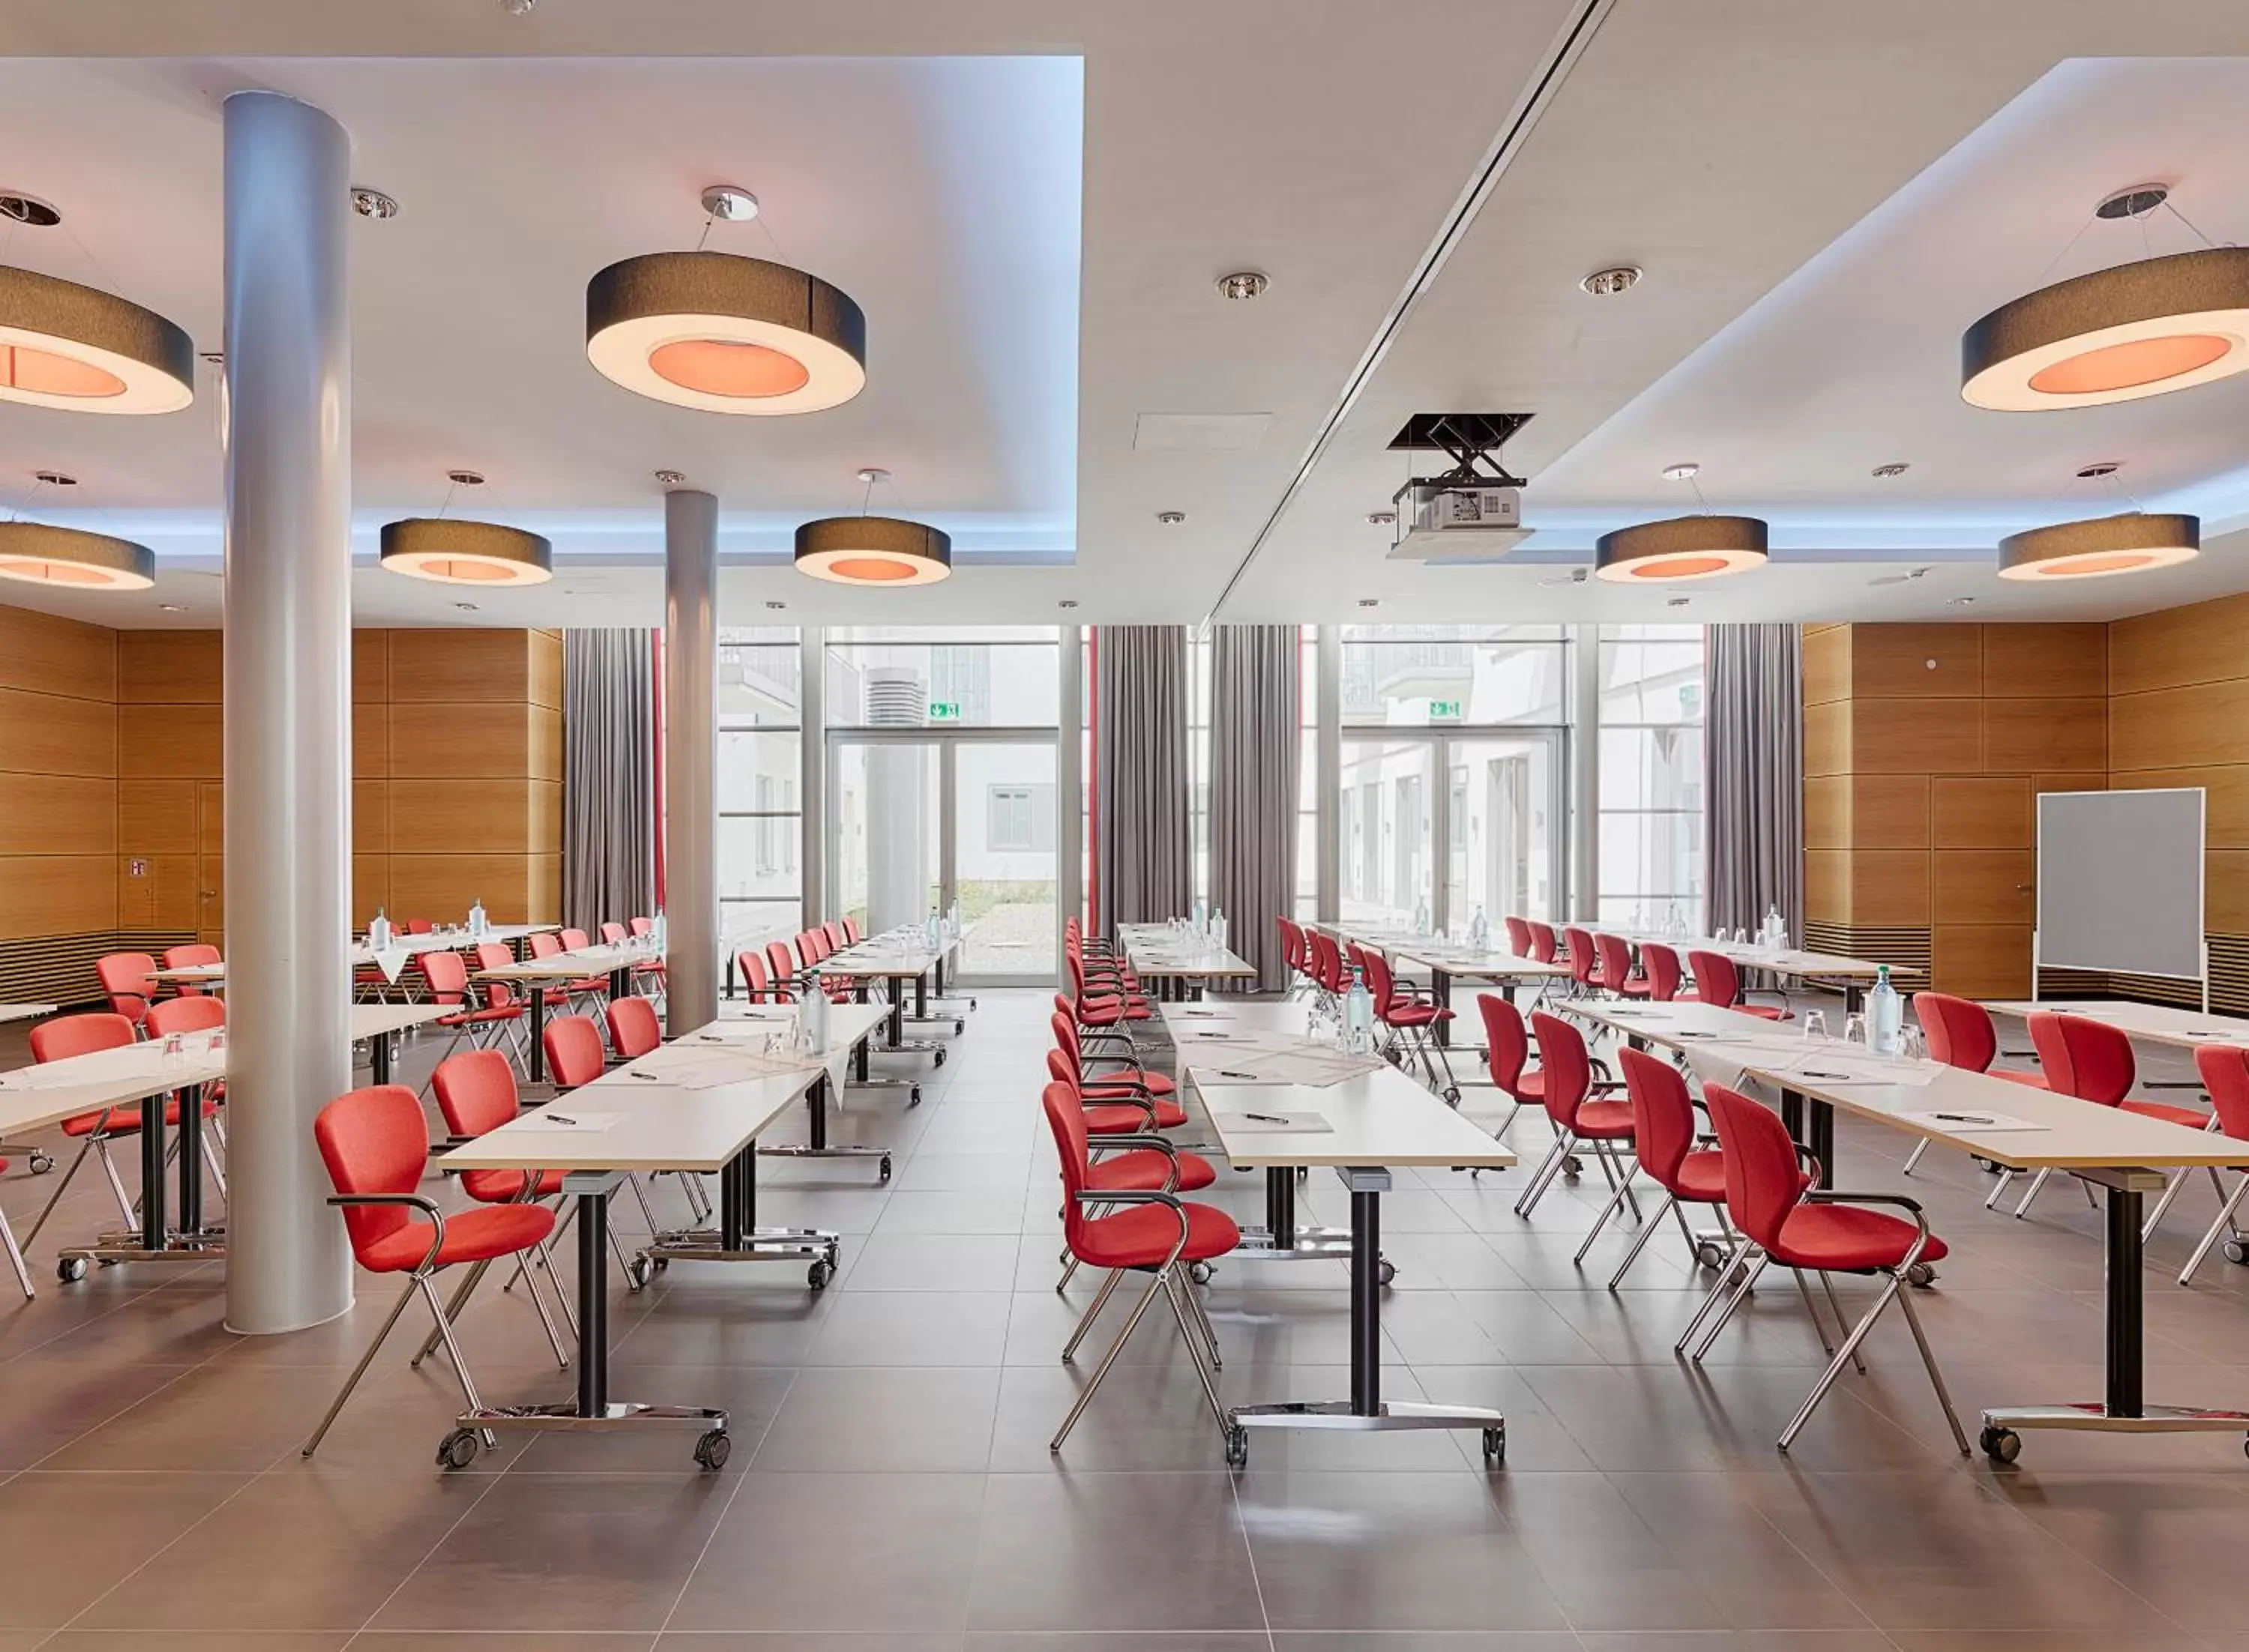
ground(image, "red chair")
xmin=25 ymin=1012 xmax=217 ymax=1249
xmin=606 ymin=995 xmax=663 ymax=1060
xmin=1604 ymin=1047 xmax=1732 ymax=1287
xmin=1502 ymin=916 xmax=1532 ymax=958
xmin=1689 ymin=1083 xmax=1966 ymax=1455
xmin=1307 ymin=926 xmax=1350 ymax=1004
xmin=1275 ymin=917 xmax=1308 ymax=998
xmin=301 ymin=1082 xmax=565 ymax=1464
xmin=1475 ymin=992 xmax=1544 ymax=1142
xmin=1592 ymin=932 xmax=1649 ymax=998
xmin=1561 ymin=926 xmax=1601 ymax=995
xmin=737 ymin=948 xmax=789 ymax=1004
xmin=2005 ymin=1013 xmax=2211 ymax=1221
xmin=1358 ymin=946 xmax=1459 ymax=1100
xmin=1049 ymin=1010 xmax=1188 ymax=1128
xmin=95 ymin=951 xmax=160 ymax=1029
xmin=1639 ymin=943 xmax=1683 ymax=1003
xmin=1902 ymin=992 xmax=2047 ymax=1176
xmin=2179 ymin=1044 xmax=2249 ymax=1284
xmin=1679 ymin=950 xmax=1792 ymax=1022
xmin=145 ymin=994 xmax=226 ymax=1038
xmin=403 ymin=918 xmax=435 ymax=935
xmin=629 ymin=916 xmax=655 ymax=938
xmin=823 ymin=919 xmax=848 ymax=953
xmin=1041 ymin=1081 xmax=1234 ymax=1452
xmin=1514 ymin=1011 xmax=1635 ymax=1220
xmin=842 ymin=914 xmax=864 ymax=944
xmin=561 ymin=927 xmax=592 ymax=950
xmin=543 ymin=1014 xmax=609 ymax=1089
xmin=161 ymin=942 xmax=221 ymax=995
xmin=600 ymin=921 xmax=629 ymax=944
xmin=421 ymin=950 xmax=529 ymax=1081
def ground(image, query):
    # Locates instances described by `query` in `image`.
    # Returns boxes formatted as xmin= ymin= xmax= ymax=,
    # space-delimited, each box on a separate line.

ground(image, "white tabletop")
xmin=477 ymin=939 xmax=660 ymax=983
xmin=815 ymin=929 xmax=959 ymax=980
xmin=1119 ymin=924 xmax=1257 ymax=980
xmin=1558 ymin=998 xmax=2245 ymax=1173
xmin=1596 ymin=930 xmax=1916 ymax=983
xmin=1317 ymin=926 xmax=1572 ymax=983
xmin=1984 ymin=999 xmax=2249 ymax=1053
xmin=352 ymin=1004 xmax=448 ymax=1040
xmin=1159 ymin=1001 xmax=1516 ymax=1170
xmin=0 ymin=1004 xmax=55 ymax=1025
xmin=438 ymin=1007 xmax=882 ymax=1175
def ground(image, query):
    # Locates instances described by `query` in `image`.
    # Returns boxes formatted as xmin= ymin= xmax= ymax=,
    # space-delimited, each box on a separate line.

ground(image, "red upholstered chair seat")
xmin=1770 ymin=1204 xmax=1951 ymax=1273
xmin=1073 ymin=1201 xmax=1241 ymax=1270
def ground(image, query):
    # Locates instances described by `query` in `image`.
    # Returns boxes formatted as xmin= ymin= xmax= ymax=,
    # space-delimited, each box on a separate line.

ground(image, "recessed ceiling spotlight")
xmin=1216 ymin=271 xmax=1269 ymax=301
xmin=1156 ymin=510 xmax=1186 ymax=525
xmin=454 ymin=600 xmax=481 ymax=612
xmin=32 ymin=469 xmax=76 ymax=487
xmin=1367 ymin=510 xmax=1397 ymax=526
xmin=498 ymin=0 xmax=535 ymax=13
xmin=765 ymin=600 xmax=787 ymax=611
xmin=0 ymin=192 xmax=60 ymax=229
xmin=199 ymin=352 xmax=223 ymax=366
xmin=351 ymin=187 xmax=399 ymax=220
xmin=1665 ymin=596 xmax=1692 ymax=608
xmin=1058 ymin=599 xmax=1080 ymax=609
xmin=654 ymin=468 xmax=687 ymax=486
xmin=1948 ymin=596 xmax=1976 ymax=606
xmin=446 ymin=468 xmax=486 ymax=488
xmin=1582 ymin=265 xmax=1642 ymax=298
xmin=700 ymin=185 xmax=759 ymax=223
xmin=158 ymin=603 xmax=186 ymax=612
xmin=1660 ymin=462 xmax=1700 ymax=482
xmin=1357 ymin=598 xmax=1379 ymax=608
xmin=1872 ymin=462 xmax=1910 ymax=479
xmin=2074 ymin=461 xmax=2122 ymax=480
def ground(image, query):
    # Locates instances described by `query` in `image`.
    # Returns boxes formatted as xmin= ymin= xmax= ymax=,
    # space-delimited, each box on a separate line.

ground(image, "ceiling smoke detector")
xmin=1872 ymin=462 xmax=1910 ymax=479
xmin=1581 ymin=265 xmax=1642 ymax=297
xmin=0 ymin=192 xmax=60 ymax=228
xmin=159 ymin=603 xmax=186 ymax=612
xmin=497 ymin=0 xmax=536 ymax=13
xmin=351 ymin=187 xmax=399 ymax=220
xmin=1216 ymin=271 xmax=1269 ymax=301
xmin=453 ymin=600 xmax=481 ymax=612
xmin=1665 ymin=597 xmax=1691 ymax=608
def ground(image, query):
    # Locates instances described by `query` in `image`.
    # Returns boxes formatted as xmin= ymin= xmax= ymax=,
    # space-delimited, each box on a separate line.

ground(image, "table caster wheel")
xmin=1481 ymin=1426 xmax=1505 ymax=1466
xmin=1563 ymin=1156 xmax=1583 ymax=1177
xmin=807 ymin=1258 xmax=836 ymax=1289
xmin=969 ymin=997 xmax=979 ymax=1010
xmin=28 ymin=1153 xmax=52 ymax=1175
xmin=1694 ymin=1239 xmax=1730 ymax=1271
xmin=1442 ymin=1085 xmax=1462 ymax=1107
xmin=1377 ymin=1258 xmax=1397 ymax=1286
xmin=2224 ymin=1239 xmax=2247 ymax=1266
xmin=1189 ymin=1259 xmax=1214 ymax=1285
xmin=1973 ymin=1156 xmax=1999 ymax=1174
xmin=879 ymin=1156 xmax=893 ymax=1183
xmin=909 ymin=1085 xmax=924 ymax=1108
xmin=954 ymin=1019 xmax=966 ymax=1035
xmin=55 ymin=1255 xmax=88 ymax=1284
xmin=693 ymin=1429 xmax=732 ymax=1471
xmin=934 ymin=1048 xmax=948 ymax=1067
xmin=1224 ymin=1426 xmax=1249 ymax=1468
xmin=1979 ymin=1425 xmax=2020 ymax=1465
xmin=436 ymin=1428 xmax=481 ymax=1470
xmin=1906 ymin=1261 xmax=1937 ymax=1288
xmin=624 ymin=1256 xmax=652 ymax=1291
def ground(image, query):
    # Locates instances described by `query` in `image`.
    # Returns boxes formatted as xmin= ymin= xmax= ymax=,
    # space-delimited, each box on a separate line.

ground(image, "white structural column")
xmin=1056 ymin=625 xmax=1084 ymax=969
xmin=663 ymin=489 xmax=720 ymax=1036
xmin=799 ymin=627 xmax=825 ymax=926
xmin=1316 ymin=626 xmax=1342 ymax=922
xmin=222 ymin=91 xmax=355 ymax=1334
xmin=1571 ymin=622 xmax=1601 ymax=921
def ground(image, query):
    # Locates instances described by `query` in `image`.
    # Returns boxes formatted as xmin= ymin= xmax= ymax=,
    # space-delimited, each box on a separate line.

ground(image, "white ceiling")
xmin=2 ymin=0 xmax=2249 ymax=630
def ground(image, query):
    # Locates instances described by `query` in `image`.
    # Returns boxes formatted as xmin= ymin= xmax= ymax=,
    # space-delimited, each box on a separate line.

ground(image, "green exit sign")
xmin=927 ymin=701 xmax=962 ymax=723
xmin=1428 ymin=699 xmax=1463 ymax=721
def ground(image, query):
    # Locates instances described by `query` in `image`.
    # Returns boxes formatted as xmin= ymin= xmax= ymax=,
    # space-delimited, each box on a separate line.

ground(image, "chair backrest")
xmin=1045 ymin=1047 xmax=1078 ymax=1091
xmin=606 ymin=995 xmax=662 ymax=1059
xmin=403 ymin=918 xmax=435 ymax=934
xmin=472 ymin=942 xmax=518 ymax=1008
xmin=1049 ymin=1009 xmax=1085 ymax=1077
xmin=1310 ymin=929 xmax=1348 ymax=993
xmin=1276 ymin=917 xmax=1303 ymax=974
xmin=1502 ymin=916 xmax=1532 ymax=958
xmin=1562 ymin=927 xmax=1599 ymax=986
xmin=145 ymin=995 xmax=226 ymax=1037
xmin=2029 ymin=1011 xmax=2133 ymax=1106
xmin=1704 ymin=1082 xmax=1811 ymax=1249
xmin=419 ymin=948 xmax=471 ymax=1005
xmin=529 ymin=929 xmax=564 ymax=959
xmin=2194 ymin=1043 xmax=2249 ymax=1141
xmin=1041 ymin=1080 xmax=1099 ymax=1251
xmin=766 ymin=940 xmax=801 ymax=986
xmin=1528 ymin=1010 xmax=1592 ymax=1127
xmin=1640 ymin=943 xmax=1683 ymax=1002
xmin=544 ymin=1014 xmax=607 ymax=1088
xmin=630 ymin=916 xmax=654 ymax=937
xmin=95 ymin=951 xmax=160 ymax=1024
xmin=30 ymin=1011 xmax=136 ymax=1063
xmin=1620 ymin=1045 xmax=1700 ymax=1190
xmin=1686 ymin=950 xmax=1741 ymax=1010
xmin=823 ymin=920 xmax=847 ymax=952
xmin=161 ymin=943 xmax=220 ymax=994
xmin=737 ymin=948 xmax=772 ymax=1001
xmin=1593 ymin=932 xmax=1635 ymax=992
xmin=1477 ymin=993 xmax=1531 ymax=1097
xmin=1526 ymin=920 xmax=1559 ymax=963
xmin=431 ymin=1048 xmax=520 ymax=1138
xmin=313 ymin=1083 xmax=434 ymax=1261
xmin=1358 ymin=947 xmax=1399 ymax=1017
xmin=1912 ymin=992 xmax=1996 ymax=1073
xmin=843 ymin=914 xmax=864 ymax=944
xmin=600 ymin=921 xmax=629 ymax=944
xmin=561 ymin=927 xmax=591 ymax=951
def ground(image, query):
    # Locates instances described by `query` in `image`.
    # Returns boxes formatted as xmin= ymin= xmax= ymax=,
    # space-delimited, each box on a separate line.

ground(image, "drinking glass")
xmin=1901 ymin=1024 xmax=1927 ymax=1063
xmin=1801 ymin=1009 xmax=1828 ymax=1042
xmin=1842 ymin=1011 xmax=1867 ymax=1046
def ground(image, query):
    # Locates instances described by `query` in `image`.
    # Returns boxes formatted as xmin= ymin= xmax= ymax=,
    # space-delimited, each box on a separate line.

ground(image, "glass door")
xmin=1447 ymin=734 xmax=1563 ymax=932
xmin=1339 ymin=738 xmax=1436 ymax=931
xmin=828 ymin=739 xmax=939 ymax=939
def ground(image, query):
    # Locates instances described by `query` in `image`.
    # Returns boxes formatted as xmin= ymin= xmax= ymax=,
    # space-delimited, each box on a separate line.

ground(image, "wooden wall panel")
xmin=385 ymin=703 xmax=531 ymax=780
xmin=1850 ymin=625 xmax=1981 ymax=698
xmin=1803 ymin=775 xmax=1849 ymax=851
xmin=117 ymin=701 xmax=222 ymax=779
xmin=0 ymin=606 xmax=113 ymax=701
xmin=1933 ymin=776 xmax=2031 ymax=848
xmin=354 ymin=780 xmax=389 ymax=856
xmin=2034 ymin=772 xmax=2106 ymax=799
xmin=1804 ymin=848 xmax=1849 ymax=925
xmin=196 ymin=782 xmax=223 ymax=857
xmin=0 ymin=687 xmax=117 ymax=778
xmin=1847 ymin=775 xmax=1929 ymax=848
xmin=2110 ymin=679 xmax=2249 ymax=773
xmin=529 ymin=854 xmax=560 ymax=923
xmin=529 ymin=705 xmax=563 ymax=784
xmin=1802 ymin=624 xmax=1851 ymax=707
xmin=387 ymin=853 xmax=535 ymax=923
xmin=528 ymin=630 xmax=564 ymax=711
xmin=388 ymin=779 xmax=545 ymax=854
xmin=2209 ymin=852 xmax=2249 ymax=937
xmin=116 ymin=631 xmax=223 ymax=702
xmin=2108 ymin=591 xmax=2249 ymax=696
xmin=353 ymin=854 xmax=388 ymax=929
xmin=1849 ymin=851 xmax=1931 ymax=926
xmin=352 ymin=701 xmax=388 ymax=779
xmin=386 ymin=630 xmax=532 ymax=704
xmin=1933 ymin=848 xmax=2034 ymax=925
xmin=529 ymin=779 xmax=562 ymax=856
xmin=1802 ymin=698 xmax=1849 ymax=778
xmin=0 ymin=856 xmax=115 ymax=938
xmin=352 ymin=631 xmax=389 ymax=705
xmin=1849 ymin=699 xmax=1981 ymax=775
xmin=1982 ymin=697 xmax=2106 ymax=773
xmin=0 ymin=774 xmax=116 ymax=855
xmin=117 ymin=779 xmax=198 ymax=854
xmin=118 ymin=853 xmax=199 ymax=929
xmin=1933 ymin=925 xmax=2032 ymax=1000
xmin=1980 ymin=624 xmax=2107 ymax=699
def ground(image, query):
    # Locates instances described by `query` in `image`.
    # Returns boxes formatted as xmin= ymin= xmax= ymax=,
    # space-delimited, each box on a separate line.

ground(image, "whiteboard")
xmin=2035 ymin=789 xmax=2204 ymax=980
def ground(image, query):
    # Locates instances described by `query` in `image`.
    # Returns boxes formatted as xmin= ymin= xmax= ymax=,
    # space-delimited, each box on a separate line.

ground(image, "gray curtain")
xmin=1210 ymin=625 xmax=1298 ymax=991
xmin=1705 ymin=623 xmax=1802 ymax=939
xmin=1095 ymin=625 xmax=1190 ymax=935
xmin=563 ymin=628 xmax=656 ymax=933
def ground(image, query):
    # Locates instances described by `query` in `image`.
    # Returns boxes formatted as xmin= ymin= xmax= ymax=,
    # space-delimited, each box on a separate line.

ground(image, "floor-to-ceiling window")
xmin=1596 ymin=623 xmax=1706 ymax=931
xmin=715 ymin=627 xmax=803 ymax=960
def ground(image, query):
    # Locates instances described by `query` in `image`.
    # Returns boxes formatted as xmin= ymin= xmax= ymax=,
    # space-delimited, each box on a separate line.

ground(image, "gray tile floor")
xmin=1 ymin=989 xmax=2248 ymax=1650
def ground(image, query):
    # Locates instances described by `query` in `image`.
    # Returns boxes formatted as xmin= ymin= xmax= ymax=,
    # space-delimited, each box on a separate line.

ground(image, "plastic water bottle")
xmin=926 ymin=906 xmax=940 ymax=949
xmin=1211 ymin=906 xmax=1226 ymax=952
xmin=804 ymin=977 xmax=829 ymax=1052
xmin=1468 ymin=905 xmax=1490 ymax=951
xmin=468 ymin=897 xmax=487 ymax=940
xmin=367 ymin=908 xmax=391 ymax=951
xmin=1412 ymin=895 xmax=1431 ymax=937
xmin=1344 ymin=966 xmax=1376 ymax=1054
xmin=1763 ymin=903 xmax=1785 ymax=949
xmin=1869 ymin=965 xmax=1903 ymax=1055
xmin=1192 ymin=895 xmax=1208 ymax=938
xmin=653 ymin=910 xmax=666 ymax=951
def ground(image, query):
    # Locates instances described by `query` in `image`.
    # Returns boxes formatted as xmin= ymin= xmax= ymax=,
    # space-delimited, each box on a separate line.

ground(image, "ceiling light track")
xmin=1200 ymin=0 xmax=1619 ymax=622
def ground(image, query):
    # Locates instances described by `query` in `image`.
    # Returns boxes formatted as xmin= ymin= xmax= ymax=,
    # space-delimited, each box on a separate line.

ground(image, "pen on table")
xmin=1216 ymin=1070 xmax=1261 ymax=1080
xmin=547 ymin=1115 xmax=578 ymax=1127
xmin=1933 ymin=1112 xmax=1996 ymax=1125
xmin=1243 ymin=1112 xmax=1291 ymax=1125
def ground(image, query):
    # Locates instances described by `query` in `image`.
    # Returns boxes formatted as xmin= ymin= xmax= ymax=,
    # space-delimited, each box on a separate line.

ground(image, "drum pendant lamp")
xmin=1594 ymin=513 xmax=1768 ymax=583
xmin=0 ymin=264 xmax=195 ymax=414
xmin=795 ymin=514 xmax=952 ymax=585
xmin=0 ymin=519 xmax=156 ymax=589
xmin=1996 ymin=512 xmax=2199 ymax=581
xmin=586 ymin=249 xmax=866 ymax=415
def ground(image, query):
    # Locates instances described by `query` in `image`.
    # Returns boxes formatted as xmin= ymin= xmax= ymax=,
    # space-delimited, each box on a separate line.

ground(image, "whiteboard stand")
xmin=2032 ymin=788 xmax=2208 ymax=1011
xmin=2031 ymin=931 xmax=2211 ymax=1011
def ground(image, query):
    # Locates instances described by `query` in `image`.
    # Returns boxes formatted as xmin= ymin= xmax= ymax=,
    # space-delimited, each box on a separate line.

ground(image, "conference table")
xmin=1595 ymin=928 xmax=1918 ymax=1013
xmin=0 ymin=1003 xmax=442 ymax=1289
xmin=437 ymin=1007 xmax=885 ymax=1469
xmin=1117 ymin=923 xmax=1258 ymax=1001
xmin=1984 ymin=998 xmax=2249 ymax=1053
xmin=0 ymin=1005 xmax=54 ymax=1025
xmin=813 ymin=928 xmax=963 ymax=1076
xmin=1557 ymin=995 xmax=2249 ymax=1464
xmin=1311 ymin=922 xmax=1574 ymax=1040
xmin=150 ymin=923 xmax=559 ymax=993
xmin=476 ymin=938 xmax=663 ymax=1082
xmin=1164 ymin=999 xmax=1517 ymax=1466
